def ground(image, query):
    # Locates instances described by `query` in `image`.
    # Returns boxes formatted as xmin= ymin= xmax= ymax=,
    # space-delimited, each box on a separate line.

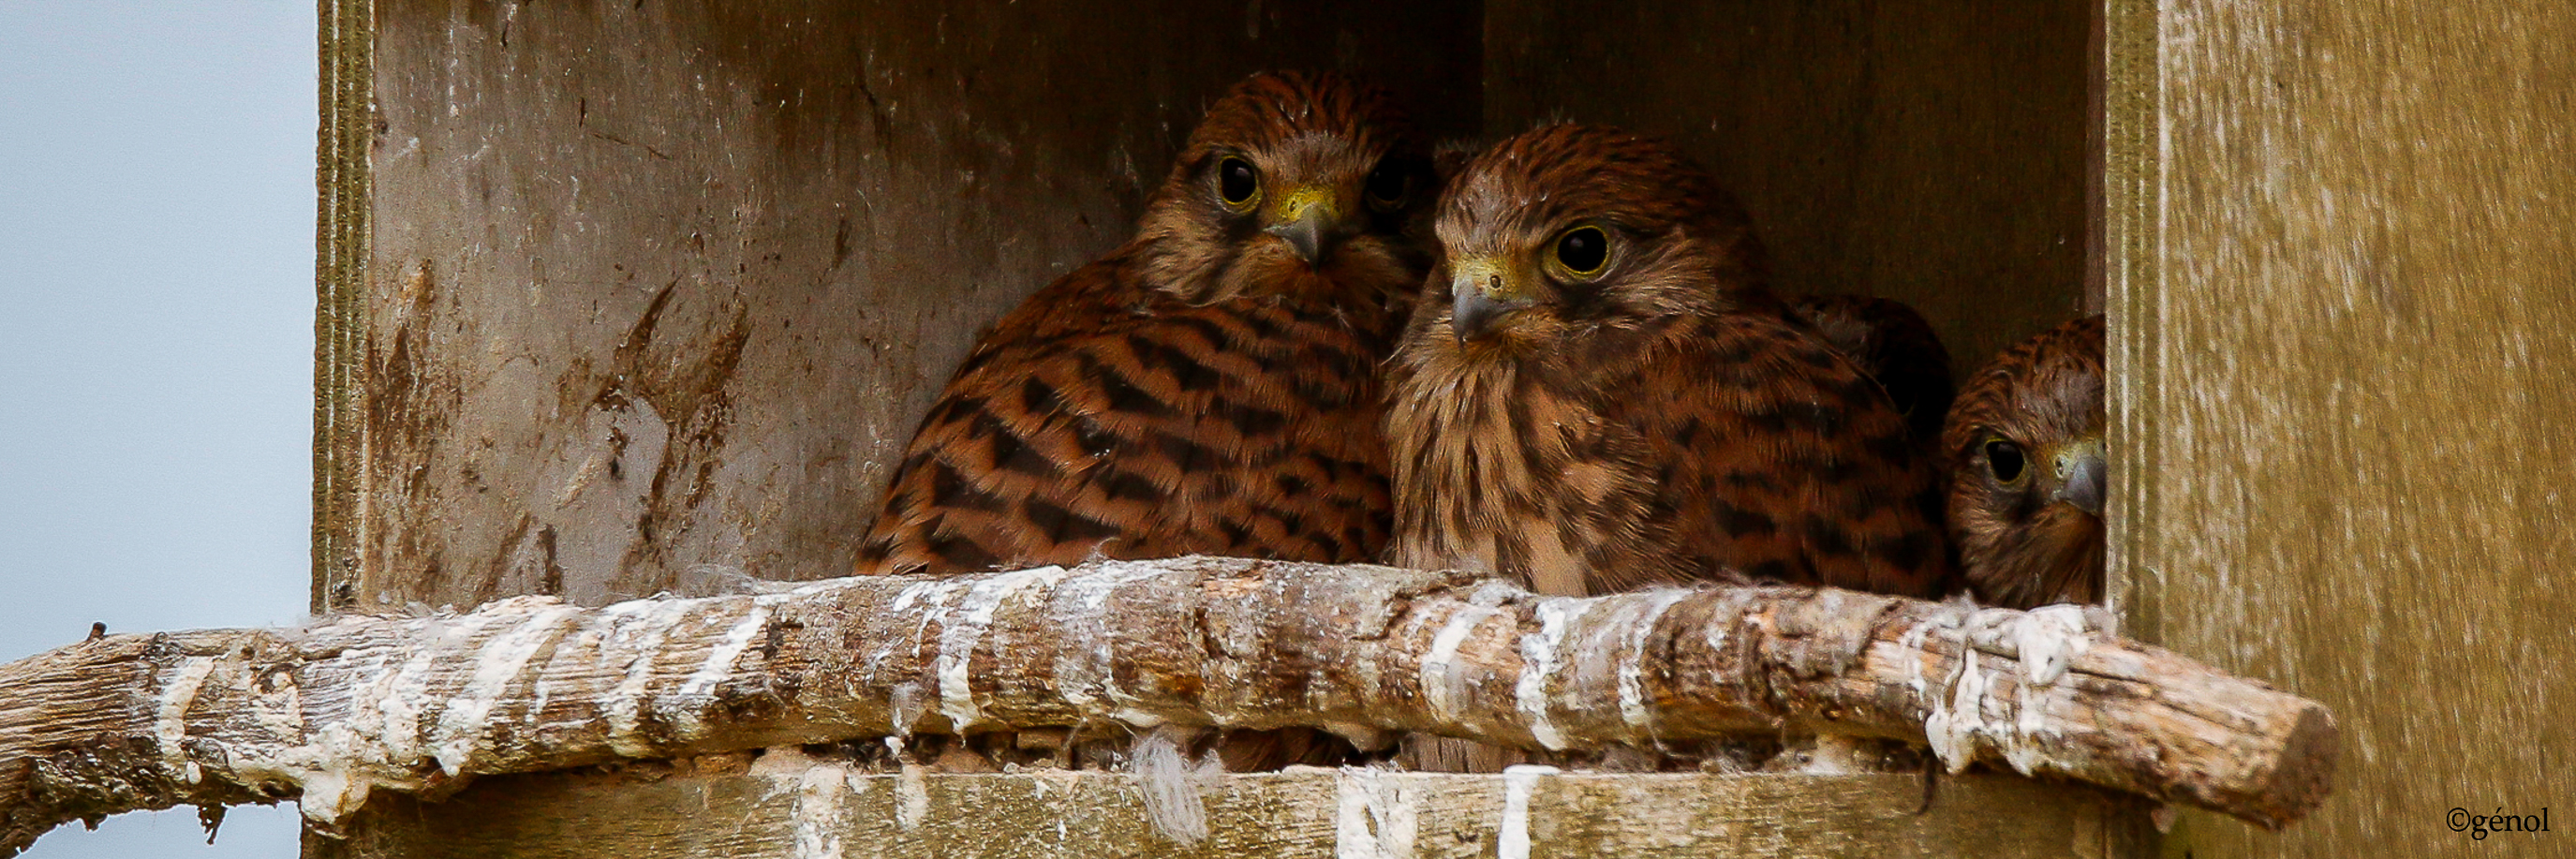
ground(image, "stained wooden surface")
xmin=0 ymin=559 xmax=2326 ymax=851
xmin=328 ymin=0 xmax=1483 ymax=613
xmin=314 ymin=0 xmax=369 ymax=615
xmin=343 ymin=763 xmax=2154 ymax=859
xmin=319 ymin=3 xmax=1484 ymax=854
xmin=2110 ymin=2 xmax=2576 ymax=857
xmin=299 ymin=1 xmax=2198 ymax=856
xmin=1483 ymin=0 xmax=2095 ymax=367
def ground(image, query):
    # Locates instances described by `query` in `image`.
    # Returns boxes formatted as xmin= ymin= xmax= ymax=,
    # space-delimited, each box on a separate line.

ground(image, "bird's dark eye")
xmin=1984 ymin=437 xmax=2026 ymax=484
xmin=1218 ymin=156 xmax=1260 ymax=207
xmin=1364 ymin=161 xmax=1410 ymax=209
xmin=1553 ymin=226 xmax=1609 ymax=276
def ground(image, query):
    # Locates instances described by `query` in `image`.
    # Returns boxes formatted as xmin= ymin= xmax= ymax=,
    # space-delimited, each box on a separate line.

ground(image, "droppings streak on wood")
xmin=1333 ymin=768 xmax=1419 ymax=859
xmin=154 ymin=656 xmax=220 ymax=784
xmin=602 ymin=597 xmax=696 ymax=757
xmin=2014 ymin=605 xmax=2097 ymax=687
xmin=0 ymin=555 xmax=2340 ymax=851
xmin=378 ymin=613 xmax=497 ymax=763
xmin=671 ymin=601 xmax=777 ymax=740
xmin=1616 ymin=589 xmax=1692 ymax=734
xmin=1928 ymin=646 xmax=1986 ymax=774
xmin=433 ymin=601 xmax=581 ymax=775
xmin=895 ymin=762 xmax=929 ymax=831
xmin=1048 ymin=561 xmax=1170 ymax=728
xmin=1514 ymin=600 xmax=1584 ymax=750
xmin=1332 ymin=770 xmax=1377 ymax=859
xmin=935 ymin=566 xmax=1070 ymax=731
xmin=244 ymin=656 xmax=307 ymax=759
xmin=1418 ymin=604 xmax=1502 ymax=724
xmin=1922 ymin=604 xmax=2115 ymax=778
xmin=1897 ymin=603 xmax=1965 ymax=699
xmin=751 ymin=748 xmax=849 ymax=859
xmin=1497 ymin=764 xmax=1558 ymax=859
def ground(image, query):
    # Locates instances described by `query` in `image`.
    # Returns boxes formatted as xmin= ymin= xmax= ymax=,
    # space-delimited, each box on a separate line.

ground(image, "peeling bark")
xmin=0 ymin=557 xmax=2334 ymax=855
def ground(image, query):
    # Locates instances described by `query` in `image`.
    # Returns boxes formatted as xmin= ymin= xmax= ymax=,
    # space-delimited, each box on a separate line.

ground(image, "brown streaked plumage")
xmin=1792 ymin=293 xmax=1955 ymax=453
xmin=1384 ymin=124 xmax=1955 ymax=600
xmin=851 ymin=73 xmax=1435 ymax=770
xmin=855 ymin=71 xmax=1435 ymax=579
xmin=1942 ymin=314 xmax=2106 ymax=609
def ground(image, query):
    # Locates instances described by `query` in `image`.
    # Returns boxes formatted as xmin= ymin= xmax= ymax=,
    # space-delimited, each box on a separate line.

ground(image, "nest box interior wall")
xmin=330 ymin=0 xmax=1484 ymax=611
xmin=323 ymin=0 xmax=2092 ymax=615
xmin=1487 ymin=0 xmax=2096 ymax=367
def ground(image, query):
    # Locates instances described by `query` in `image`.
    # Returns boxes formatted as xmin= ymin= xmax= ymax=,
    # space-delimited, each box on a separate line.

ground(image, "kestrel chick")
xmin=1384 ymin=125 xmax=1954 ymax=599
xmin=1792 ymin=293 xmax=1955 ymax=452
xmin=855 ymin=71 xmax=1436 ymax=578
xmin=1942 ymin=314 xmax=2106 ymax=609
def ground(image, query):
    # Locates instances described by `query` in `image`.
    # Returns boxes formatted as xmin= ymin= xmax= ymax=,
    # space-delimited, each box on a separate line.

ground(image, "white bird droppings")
xmin=896 ymin=761 xmax=930 ymax=831
xmin=155 ymin=656 xmax=220 ymax=784
xmin=2015 ymin=604 xmax=2096 ymax=687
xmin=432 ymin=603 xmax=580 ymax=775
xmin=1925 ymin=647 xmax=1983 ymax=773
xmin=936 ymin=566 xmax=1070 ymax=731
xmin=1514 ymin=600 xmax=1584 ymax=749
xmin=1497 ymin=764 xmax=1559 ymax=859
xmin=748 ymin=747 xmax=849 ymax=859
xmin=603 ymin=597 xmax=697 ymax=757
xmin=1334 ymin=768 xmax=1419 ymax=859
xmin=1418 ymin=605 xmax=1502 ymax=724
xmin=1615 ymin=590 xmax=1691 ymax=734
xmin=666 ymin=603 xmax=775 ymax=740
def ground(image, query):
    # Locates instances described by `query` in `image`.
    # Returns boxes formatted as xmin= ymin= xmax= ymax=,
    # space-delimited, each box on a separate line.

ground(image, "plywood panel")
xmin=1483 ymin=0 xmax=2094 ymax=368
xmin=329 ymin=0 xmax=1482 ymax=612
xmin=2118 ymin=2 xmax=2576 ymax=856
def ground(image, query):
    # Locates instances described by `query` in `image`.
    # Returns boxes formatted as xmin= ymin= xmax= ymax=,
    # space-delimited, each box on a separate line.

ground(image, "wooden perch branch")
xmin=0 ymin=556 xmax=2334 ymax=854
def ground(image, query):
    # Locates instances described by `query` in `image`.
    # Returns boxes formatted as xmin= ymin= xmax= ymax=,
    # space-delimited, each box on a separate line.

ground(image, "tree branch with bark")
xmin=0 ymin=556 xmax=2334 ymax=855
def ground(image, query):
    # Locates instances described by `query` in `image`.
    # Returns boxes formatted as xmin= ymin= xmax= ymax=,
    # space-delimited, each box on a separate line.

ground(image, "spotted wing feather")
xmin=856 ymin=253 xmax=1394 ymax=575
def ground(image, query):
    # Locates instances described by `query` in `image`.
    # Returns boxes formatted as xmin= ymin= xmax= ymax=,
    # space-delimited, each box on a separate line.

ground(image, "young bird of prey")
xmin=1384 ymin=125 xmax=1955 ymax=599
xmin=1942 ymin=314 xmax=2106 ymax=609
xmin=855 ymin=70 xmax=1436 ymax=577
xmin=1792 ymin=293 xmax=1956 ymax=455
xmin=852 ymin=71 xmax=1437 ymax=773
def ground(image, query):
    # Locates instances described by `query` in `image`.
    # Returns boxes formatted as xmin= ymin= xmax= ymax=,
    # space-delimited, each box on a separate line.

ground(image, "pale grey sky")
xmin=2 ymin=1 xmax=315 ymax=854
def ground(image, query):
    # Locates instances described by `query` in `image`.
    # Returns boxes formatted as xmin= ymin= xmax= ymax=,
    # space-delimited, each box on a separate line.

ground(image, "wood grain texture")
xmin=341 ymin=763 xmax=2155 ymax=859
xmin=313 ymin=0 xmax=370 ymax=615
xmin=1482 ymin=0 xmax=2093 ymax=368
xmin=2115 ymin=2 xmax=2576 ymax=856
xmin=341 ymin=0 xmax=1483 ymax=613
xmin=0 ymin=557 xmax=2330 ymax=854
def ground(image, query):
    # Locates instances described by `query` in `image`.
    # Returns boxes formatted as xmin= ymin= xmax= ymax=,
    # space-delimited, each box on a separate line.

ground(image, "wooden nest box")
xmin=269 ymin=0 xmax=2573 ymax=857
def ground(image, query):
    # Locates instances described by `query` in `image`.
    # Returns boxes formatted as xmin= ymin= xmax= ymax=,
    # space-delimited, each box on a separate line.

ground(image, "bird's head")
xmin=1421 ymin=124 xmax=1771 ymax=355
xmin=1135 ymin=71 xmax=1438 ymax=318
xmin=1942 ymin=315 xmax=2109 ymax=609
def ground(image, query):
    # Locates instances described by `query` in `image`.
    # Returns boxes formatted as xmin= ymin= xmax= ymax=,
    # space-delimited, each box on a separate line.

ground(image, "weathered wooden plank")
xmin=2113 ymin=2 xmax=2576 ymax=857
xmin=0 ymin=557 xmax=2331 ymax=855
xmin=342 ymin=763 xmax=2155 ymax=859
xmin=312 ymin=0 xmax=370 ymax=615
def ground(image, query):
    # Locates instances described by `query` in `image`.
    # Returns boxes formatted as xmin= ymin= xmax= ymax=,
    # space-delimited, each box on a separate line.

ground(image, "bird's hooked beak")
xmin=1449 ymin=257 xmax=1534 ymax=344
xmin=1263 ymin=185 xmax=1350 ymax=266
xmin=2048 ymin=436 xmax=2108 ymax=516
